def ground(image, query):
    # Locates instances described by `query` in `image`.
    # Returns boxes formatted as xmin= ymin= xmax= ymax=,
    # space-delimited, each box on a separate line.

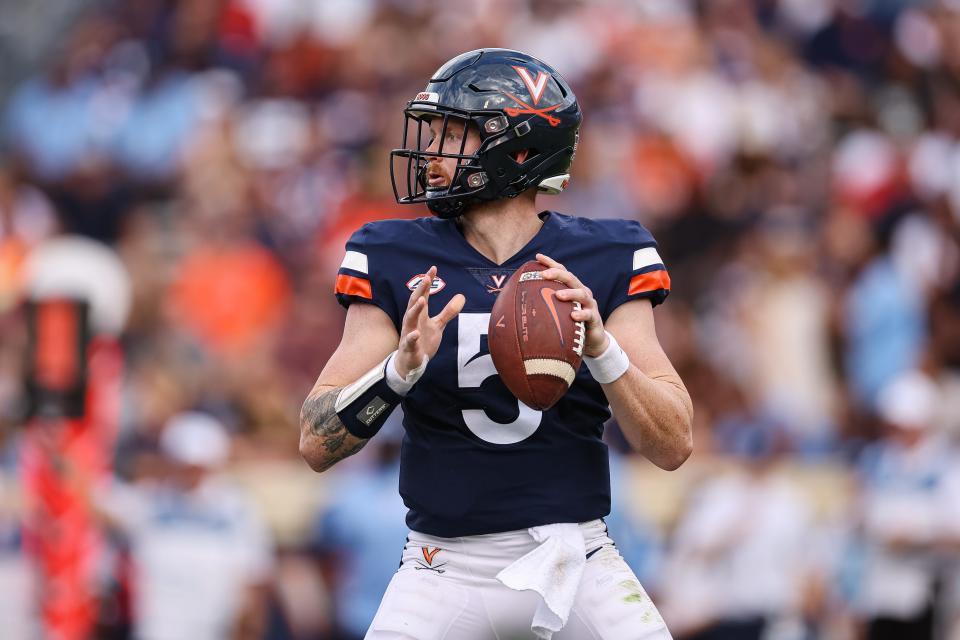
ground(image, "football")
xmin=488 ymin=261 xmax=585 ymax=410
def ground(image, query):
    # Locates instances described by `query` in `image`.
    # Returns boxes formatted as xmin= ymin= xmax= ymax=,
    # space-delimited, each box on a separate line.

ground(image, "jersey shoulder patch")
xmin=334 ymin=217 xmax=443 ymax=324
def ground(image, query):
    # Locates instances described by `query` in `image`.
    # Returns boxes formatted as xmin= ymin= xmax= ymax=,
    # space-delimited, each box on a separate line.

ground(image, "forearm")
xmin=604 ymin=366 xmax=693 ymax=470
xmin=299 ymin=386 xmax=368 ymax=473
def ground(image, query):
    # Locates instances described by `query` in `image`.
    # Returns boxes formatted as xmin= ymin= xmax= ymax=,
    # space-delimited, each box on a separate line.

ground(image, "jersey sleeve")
xmin=600 ymin=221 xmax=671 ymax=319
xmin=333 ymin=224 xmax=401 ymax=325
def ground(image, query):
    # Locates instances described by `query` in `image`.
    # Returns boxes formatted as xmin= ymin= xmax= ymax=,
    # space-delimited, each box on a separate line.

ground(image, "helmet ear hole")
xmin=511 ymin=148 xmax=540 ymax=164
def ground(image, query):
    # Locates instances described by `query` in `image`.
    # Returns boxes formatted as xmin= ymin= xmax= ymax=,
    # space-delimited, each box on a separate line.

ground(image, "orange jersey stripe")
xmin=628 ymin=269 xmax=670 ymax=296
xmin=335 ymin=273 xmax=372 ymax=299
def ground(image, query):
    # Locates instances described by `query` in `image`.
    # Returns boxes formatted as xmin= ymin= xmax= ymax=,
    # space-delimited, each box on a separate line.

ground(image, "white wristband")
xmin=385 ymin=351 xmax=428 ymax=396
xmin=583 ymin=332 xmax=630 ymax=384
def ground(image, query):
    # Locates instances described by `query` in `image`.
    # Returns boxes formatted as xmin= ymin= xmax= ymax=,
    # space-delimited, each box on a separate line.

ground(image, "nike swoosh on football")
xmin=540 ymin=287 xmax=565 ymax=346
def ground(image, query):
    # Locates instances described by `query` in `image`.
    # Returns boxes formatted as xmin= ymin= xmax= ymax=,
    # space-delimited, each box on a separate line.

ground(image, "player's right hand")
xmin=395 ymin=266 xmax=465 ymax=378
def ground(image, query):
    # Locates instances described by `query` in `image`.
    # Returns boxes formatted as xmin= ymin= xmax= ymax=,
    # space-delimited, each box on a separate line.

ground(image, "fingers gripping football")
xmin=536 ymin=253 xmax=609 ymax=358
xmin=397 ymin=266 xmax=465 ymax=377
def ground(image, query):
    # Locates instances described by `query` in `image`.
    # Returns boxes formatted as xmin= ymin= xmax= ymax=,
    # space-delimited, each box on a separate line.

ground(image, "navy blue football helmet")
xmin=390 ymin=49 xmax=582 ymax=218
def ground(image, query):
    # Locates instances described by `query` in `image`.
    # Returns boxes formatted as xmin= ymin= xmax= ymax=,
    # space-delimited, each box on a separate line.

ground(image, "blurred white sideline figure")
xmin=98 ymin=411 xmax=274 ymax=640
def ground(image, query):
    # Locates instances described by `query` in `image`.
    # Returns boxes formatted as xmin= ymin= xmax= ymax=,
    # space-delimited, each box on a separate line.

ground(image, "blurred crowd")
xmin=2 ymin=0 xmax=960 ymax=638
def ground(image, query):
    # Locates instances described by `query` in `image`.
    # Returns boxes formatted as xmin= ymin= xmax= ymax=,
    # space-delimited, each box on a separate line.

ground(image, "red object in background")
xmin=219 ymin=0 xmax=259 ymax=55
xmin=35 ymin=300 xmax=81 ymax=392
xmin=629 ymin=136 xmax=698 ymax=219
xmin=20 ymin=300 xmax=124 ymax=640
xmin=24 ymin=299 xmax=89 ymax=419
xmin=835 ymin=176 xmax=906 ymax=219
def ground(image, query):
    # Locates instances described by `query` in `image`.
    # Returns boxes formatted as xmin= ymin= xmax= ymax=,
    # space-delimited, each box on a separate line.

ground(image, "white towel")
xmin=495 ymin=523 xmax=586 ymax=640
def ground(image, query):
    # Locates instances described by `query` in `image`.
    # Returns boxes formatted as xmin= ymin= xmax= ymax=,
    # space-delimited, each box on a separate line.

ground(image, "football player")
xmin=300 ymin=49 xmax=692 ymax=640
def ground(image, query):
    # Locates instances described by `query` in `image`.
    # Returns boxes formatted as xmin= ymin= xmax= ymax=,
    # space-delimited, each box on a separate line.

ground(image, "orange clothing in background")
xmin=169 ymin=243 xmax=291 ymax=353
xmin=0 ymin=237 xmax=27 ymax=312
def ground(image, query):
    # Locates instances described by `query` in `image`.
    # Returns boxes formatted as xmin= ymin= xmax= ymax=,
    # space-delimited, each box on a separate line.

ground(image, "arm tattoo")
xmin=300 ymin=388 xmax=368 ymax=471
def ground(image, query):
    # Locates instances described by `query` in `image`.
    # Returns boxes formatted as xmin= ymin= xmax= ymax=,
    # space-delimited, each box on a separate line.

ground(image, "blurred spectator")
xmin=855 ymin=370 xmax=956 ymax=640
xmin=0 ymin=168 xmax=57 ymax=247
xmin=310 ymin=419 xmax=407 ymax=640
xmin=604 ymin=450 xmax=667 ymax=593
xmin=701 ymin=209 xmax=839 ymax=450
xmin=941 ymin=456 xmax=960 ymax=640
xmin=110 ymin=66 xmax=206 ymax=183
xmin=3 ymin=38 xmax=106 ymax=180
xmin=0 ymin=167 xmax=57 ymax=312
xmin=843 ymin=214 xmax=927 ymax=409
xmin=97 ymin=412 xmax=274 ymax=640
xmin=659 ymin=432 xmax=815 ymax=640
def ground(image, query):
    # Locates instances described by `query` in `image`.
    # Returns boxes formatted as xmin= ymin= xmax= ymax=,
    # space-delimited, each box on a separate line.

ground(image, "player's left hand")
xmin=536 ymin=253 xmax=609 ymax=357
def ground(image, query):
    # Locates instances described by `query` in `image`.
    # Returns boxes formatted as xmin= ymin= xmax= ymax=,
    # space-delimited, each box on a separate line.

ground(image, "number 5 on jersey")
xmin=456 ymin=313 xmax=542 ymax=444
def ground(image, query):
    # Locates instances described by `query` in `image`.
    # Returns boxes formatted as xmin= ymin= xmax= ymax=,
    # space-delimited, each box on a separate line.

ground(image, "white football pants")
xmin=366 ymin=519 xmax=671 ymax=640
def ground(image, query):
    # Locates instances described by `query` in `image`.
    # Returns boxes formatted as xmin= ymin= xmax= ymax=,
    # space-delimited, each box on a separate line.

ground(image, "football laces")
xmin=572 ymin=301 xmax=585 ymax=357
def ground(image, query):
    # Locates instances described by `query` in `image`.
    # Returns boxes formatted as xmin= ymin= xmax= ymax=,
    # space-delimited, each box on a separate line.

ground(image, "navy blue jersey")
xmin=334 ymin=211 xmax=670 ymax=537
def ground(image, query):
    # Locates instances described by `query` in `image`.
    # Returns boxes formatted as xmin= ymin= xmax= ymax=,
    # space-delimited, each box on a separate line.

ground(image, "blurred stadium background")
xmin=1 ymin=0 xmax=960 ymax=638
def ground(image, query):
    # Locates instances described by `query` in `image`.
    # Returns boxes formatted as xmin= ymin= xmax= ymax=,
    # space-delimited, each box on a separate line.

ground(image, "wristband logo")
xmin=357 ymin=396 xmax=390 ymax=426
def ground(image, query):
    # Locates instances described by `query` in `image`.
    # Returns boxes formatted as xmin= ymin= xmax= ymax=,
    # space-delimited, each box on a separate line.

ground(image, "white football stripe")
xmin=340 ymin=250 xmax=368 ymax=274
xmin=524 ymin=358 xmax=577 ymax=386
xmin=632 ymin=247 xmax=663 ymax=271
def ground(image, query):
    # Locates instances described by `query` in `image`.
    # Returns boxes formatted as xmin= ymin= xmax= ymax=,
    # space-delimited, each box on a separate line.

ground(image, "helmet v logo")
xmin=513 ymin=66 xmax=549 ymax=105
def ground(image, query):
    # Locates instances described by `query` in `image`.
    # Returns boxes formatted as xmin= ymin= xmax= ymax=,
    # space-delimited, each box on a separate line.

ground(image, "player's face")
xmin=424 ymin=117 xmax=481 ymax=190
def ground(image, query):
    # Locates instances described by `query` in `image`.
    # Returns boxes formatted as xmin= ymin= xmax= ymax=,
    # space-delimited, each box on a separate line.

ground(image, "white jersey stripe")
xmin=340 ymin=250 xmax=369 ymax=274
xmin=632 ymin=247 xmax=663 ymax=271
